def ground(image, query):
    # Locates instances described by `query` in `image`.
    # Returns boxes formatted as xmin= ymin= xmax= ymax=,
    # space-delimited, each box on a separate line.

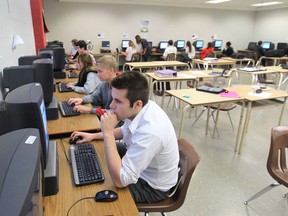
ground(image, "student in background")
xmin=135 ymin=35 xmax=151 ymax=62
xmin=178 ymin=40 xmax=195 ymax=63
xmin=217 ymin=41 xmax=234 ymax=58
xmin=121 ymin=40 xmax=137 ymax=62
xmin=254 ymin=40 xmax=265 ymax=63
xmin=70 ymin=72 xmax=179 ymax=203
xmin=200 ymin=42 xmax=214 ymax=59
xmin=69 ymin=40 xmax=96 ymax=65
xmin=68 ymin=55 xmax=117 ymax=113
xmin=66 ymin=53 xmax=101 ymax=94
xmin=66 ymin=39 xmax=78 ymax=58
xmin=162 ymin=40 xmax=177 ymax=60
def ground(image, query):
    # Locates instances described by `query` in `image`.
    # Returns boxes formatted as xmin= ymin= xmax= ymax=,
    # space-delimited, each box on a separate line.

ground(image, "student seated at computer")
xmin=67 ymin=55 xmax=117 ymax=114
xmin=200 ymin=42 xmax=214 ymax=59
xmin=162 ymin=40 xmax=177 ymax=60
xmin=178 ymin=40 xmax=195 ymax=64
xmin=66 ymin=38 xmax=78 ymax=58
xmin=120 ymin=40 xmax=137 ymax=62
xmin=69 ymin=40 xmax=96 ymax=65
xmin=66 ymin=53 xmax=101 ymax=94
xmin=70 ymin=71 xmax=179 ymax=203
xmin=217 ymin=41 xmax=234 ymax=58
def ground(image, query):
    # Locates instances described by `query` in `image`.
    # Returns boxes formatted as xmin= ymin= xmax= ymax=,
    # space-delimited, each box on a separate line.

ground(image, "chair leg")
xmin=227 ymin=111 xmax=235 ymax=131
xmin=244 ymin=182 xmax=280 ymax=205
xmin=161 ymin=213 xmax=168 ymax=216
xmin=192 ymin=107 xmax=207 ymax=127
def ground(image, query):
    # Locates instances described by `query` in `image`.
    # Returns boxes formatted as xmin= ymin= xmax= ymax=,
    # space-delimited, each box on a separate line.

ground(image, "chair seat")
xmin=210 ymin=102 xmax=237 ymax=111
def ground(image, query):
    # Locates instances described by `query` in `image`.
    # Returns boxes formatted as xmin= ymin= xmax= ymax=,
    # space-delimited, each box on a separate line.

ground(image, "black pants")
xmin=116 ymin=142 xmax=169 ymax=203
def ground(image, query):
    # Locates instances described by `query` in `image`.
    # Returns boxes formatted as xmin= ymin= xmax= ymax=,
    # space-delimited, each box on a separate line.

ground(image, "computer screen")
xmin=159 ymin=41 xmax=168 ymax=49
xmin=262 ymin=41 xmax=271 ymax=50
xmin=176 ymin=40 xmax=185 ymax=49
xmin=121 ymin=40 xmax=130 ymax=49
xmin=195 ymin=40 xmax=204 ymax=49
xmin=213 ymin=40 xmax=223 ymax=49
xmin=5 ymin=83 xmax=50 ymax=169
xmin=102 ymin=41 xmax=110 ymax=48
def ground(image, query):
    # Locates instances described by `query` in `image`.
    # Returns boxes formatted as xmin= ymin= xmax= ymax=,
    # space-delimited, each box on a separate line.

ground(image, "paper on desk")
xmin=177 ymin=73 xmax=197 ymax=78
xmin=189 ymin=70 xmax=206 ymax=74
xmin=248 ymin=91 xmax=272 ymax=98
xmin=220 ymin=91 xmax=240 ymax=98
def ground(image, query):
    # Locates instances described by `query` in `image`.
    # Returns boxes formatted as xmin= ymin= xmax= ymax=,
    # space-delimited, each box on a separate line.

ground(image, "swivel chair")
xmin=137 ymin=138 xmax=200 ymax=216
xmin=244 ymin=125 xmax=288 ymax=204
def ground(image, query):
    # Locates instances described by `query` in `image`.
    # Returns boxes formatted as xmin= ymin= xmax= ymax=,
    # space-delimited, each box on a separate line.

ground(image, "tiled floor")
xmin=142 ymin=73 xmax=288 ymax=216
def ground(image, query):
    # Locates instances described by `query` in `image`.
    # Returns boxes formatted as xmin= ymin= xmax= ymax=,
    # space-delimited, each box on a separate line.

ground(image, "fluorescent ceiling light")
xmin=251 ymin=1 xmax=283 ymax=7
xmin=206 ymin=0 xmax=232 ymax=4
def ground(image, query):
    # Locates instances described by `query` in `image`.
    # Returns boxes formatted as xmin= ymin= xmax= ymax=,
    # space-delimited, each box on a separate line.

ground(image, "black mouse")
xmin=69 ymin=136 xmax=82 ymax=144
xmin=95 ymin=190 xmax=118 ymax=202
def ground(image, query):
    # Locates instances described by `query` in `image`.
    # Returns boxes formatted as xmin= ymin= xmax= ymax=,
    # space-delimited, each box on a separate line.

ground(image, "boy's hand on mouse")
xmin=70 ymin=131 xmax=93 ymax=144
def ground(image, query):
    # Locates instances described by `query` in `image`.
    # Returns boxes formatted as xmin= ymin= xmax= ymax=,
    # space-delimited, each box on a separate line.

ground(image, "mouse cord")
xmin=66 ymin=196 xmax=94 ymax=216
xmin=60 ymin=139 xmax=71 ymax=165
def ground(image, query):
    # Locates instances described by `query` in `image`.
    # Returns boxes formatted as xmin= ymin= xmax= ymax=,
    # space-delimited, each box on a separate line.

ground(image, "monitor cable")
xmin=66 ymin=197 xmax=94 ymax=216
xmin=60 ymin=139 xmax=71 ymax=165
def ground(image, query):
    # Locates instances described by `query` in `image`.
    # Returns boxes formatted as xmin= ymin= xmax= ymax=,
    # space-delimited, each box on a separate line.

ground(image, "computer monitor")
xmin=52 ymin=47 xmax=65 ymax=71
xmin=175 ymin=40 xmax=185 ymax=50
xmin=0 ymin=128 xmax=43 ymax=216
xmin=247 ymin=42 xmax=257 ymax=51
xmin=159 ymin=41 xmax=168 ymax=50
xmin=213 ymin=40 xmax=223 ymax=50
xmin=102 ymin=41 xmax=110 ymax=48
xmin=121 ymin=40 xmax=130 ymax=50
xmin=194 ymin=40 xmax=204 ymax=51
xmin=261 ymin=41 xmax=272 ymax=50
xmin=18 ymin=55 xmax=43 ymax=66
xmin=277 ymin=42 xmax=288 ymax=50
xmin=3 ymin=59 xmax=54 ymax=105
xmin=5 ymin=83 xmax=50 ymax=169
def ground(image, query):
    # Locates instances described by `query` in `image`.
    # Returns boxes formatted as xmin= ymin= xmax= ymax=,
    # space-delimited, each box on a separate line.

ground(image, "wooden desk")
xmin=193 ymin=58 xmax=236 ymax=70
xmin=43 ymin=140 xmax=138 ymax=215
xmin=228 ymin=85 xmax=288 ymax=154
xmin=257 ymin=56 xmax=288 ymax=66
xmin=228 ymin=66 xmax=288 ymax=89
xmin=48 ymin=90 xmax=100 ymax=139
xmin=123 ymin=61 xmax=188 ymax=72
xmin=221 ymin=57 xmax=255 ymax=67
xmin=163 ymin=88 xmax=245 ymax=149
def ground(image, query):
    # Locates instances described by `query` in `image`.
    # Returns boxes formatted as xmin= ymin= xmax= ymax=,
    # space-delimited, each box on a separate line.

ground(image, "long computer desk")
xmin=193 ymin=58 xmax=236 ymax=70
xmin=48 ymin=76 xmax=101 ymax=139
xmin=43 ymin=139 xmax=139 ymax=215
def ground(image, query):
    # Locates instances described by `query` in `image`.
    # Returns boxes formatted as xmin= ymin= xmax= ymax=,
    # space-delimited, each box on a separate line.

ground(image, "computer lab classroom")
xmin=1 ymin=0 xmax=288 ymax=216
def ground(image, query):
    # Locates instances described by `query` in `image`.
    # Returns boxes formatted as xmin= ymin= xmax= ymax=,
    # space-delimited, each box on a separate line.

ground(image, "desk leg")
xmin=178 ymin=105 xmax=190 ymax=138
xmin=238 ymin=101 xmax=252 ymax=154
xmin=252 ymin=74 xmax=256 ymax=85
xmin=278 ymin=97 xmax=287 ymax=125
xmin=234 ymin=100 xmax=245 ymax=153
xmin=277 ymin=73 xmax=284 ymax=90
xmin=206 ymin=107 xmax=211 ymax=135
xmin=160 ymin=92 xmax=166 ymax=109
xmin=212 ymin=104 xmax=220 ymax=138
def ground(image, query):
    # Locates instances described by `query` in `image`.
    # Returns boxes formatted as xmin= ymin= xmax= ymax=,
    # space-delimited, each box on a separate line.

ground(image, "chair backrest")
xmin=267 ymin=126 xmax=288 ymax=188
xmin=131 ymin=53 xmax=141 ymax=62
xmin=137 ymin=138 xmax=200 ymax=213
xmin=166 ymin=53 xmax=176 ymax=61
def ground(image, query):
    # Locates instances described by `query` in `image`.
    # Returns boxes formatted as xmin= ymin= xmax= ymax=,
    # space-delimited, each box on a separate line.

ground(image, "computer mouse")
xmin=69 ymin=136 xmax=83 ymax=144
xmin=95 ymin=190 xmax=118 ymax=202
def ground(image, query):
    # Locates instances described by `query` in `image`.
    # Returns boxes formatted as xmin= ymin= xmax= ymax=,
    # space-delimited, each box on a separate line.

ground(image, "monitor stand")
xmin=46 ymin=95 xmax=59 ymax=121
xmin=44 ymin=140 xmax=59 ymax=196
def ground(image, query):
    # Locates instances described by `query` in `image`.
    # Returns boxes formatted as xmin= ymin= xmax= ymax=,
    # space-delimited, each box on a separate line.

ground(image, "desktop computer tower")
xmin=0 ymin=101 xmax=8 ymax=136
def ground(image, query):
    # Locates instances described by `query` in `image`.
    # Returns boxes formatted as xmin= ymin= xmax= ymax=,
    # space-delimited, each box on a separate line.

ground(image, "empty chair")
xmin=166 ymin=53 xmax=176 ymax=61
xmin=137 ymin=138 xmax=200 ymax=216
xmin=131 ymin=53 xmax=141 ymax=62
xmin=244 ymin=125 xmax=288 ymax=205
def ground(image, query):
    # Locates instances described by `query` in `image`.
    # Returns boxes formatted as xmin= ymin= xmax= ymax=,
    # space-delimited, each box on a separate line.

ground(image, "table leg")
xmin=212 ymin=104 xmax=220 ymax=138
xmin=178 ymin=105 xmax=191 ymax=138
xmin=234 ymin=100 xmax=245 ymax=153
xmin=238 ymin=101 xmax=252 ymax=154
xmin=206 ymin=107 xmax=210 ymax=135
xmin=278 ymin=97 xmax=287 ymax=125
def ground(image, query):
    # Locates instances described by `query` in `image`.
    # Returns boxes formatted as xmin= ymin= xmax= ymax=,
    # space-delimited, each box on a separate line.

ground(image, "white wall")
xmin=43 ymin=0 xmax=255 ymax=53
xmin=0 ymin=0 xmax=35 ymax=100
xmin=254 ymin=8 xmax=288 ymax=45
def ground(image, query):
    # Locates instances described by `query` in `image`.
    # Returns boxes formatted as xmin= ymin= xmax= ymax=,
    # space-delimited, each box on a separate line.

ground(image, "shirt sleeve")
xmin=74 ymin=73 xmax=101 ymax=94
xmin=119 ymin=132 xmax=161 ymax=186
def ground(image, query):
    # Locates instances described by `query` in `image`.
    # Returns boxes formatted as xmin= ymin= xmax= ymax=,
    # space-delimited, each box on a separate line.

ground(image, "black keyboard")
xmin=58 ymin=82 xmax=73 ymax=92
xmin=70 ymin=143 xmax=105 ymax=186
xmin=68 ymin=71 xmax=78 ymax=78
xmin=59 ymin=101 xmax=80 ymax=117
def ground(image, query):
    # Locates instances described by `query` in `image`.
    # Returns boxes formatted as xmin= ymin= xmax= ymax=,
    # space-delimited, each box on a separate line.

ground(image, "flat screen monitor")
xmin=176 ymin=40 xmax=185 ymax=49
xmin=159 ymin=41 xmax=168 ymax=50
xmin=247 ymin=42 xmax=257 ymax=51
xmin=213 ymin=40 xmax=223 ymax=49
xmin=0 ymin=128 xmax=43 ymax=216
xmin=262 ymin=41 xmax=272 ymax=50
xmin=195 ymin=40 xmax=204 ymax=50
xmin=277 ymin=42 xmax=288 ymax=50
xmin=102 ymin=41 xmax=110 ymax=48
xmin=121 ymin=40 xmax=130 ymax=49
xmin=5 ymin=83 xmax=50 ymax=169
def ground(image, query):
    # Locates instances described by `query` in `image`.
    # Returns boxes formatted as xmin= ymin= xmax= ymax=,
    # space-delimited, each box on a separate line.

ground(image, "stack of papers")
xmin=238 ymin=67 xmax=267 ymax=72
xmin=154 ymin=69 xmax=177 ymax=78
